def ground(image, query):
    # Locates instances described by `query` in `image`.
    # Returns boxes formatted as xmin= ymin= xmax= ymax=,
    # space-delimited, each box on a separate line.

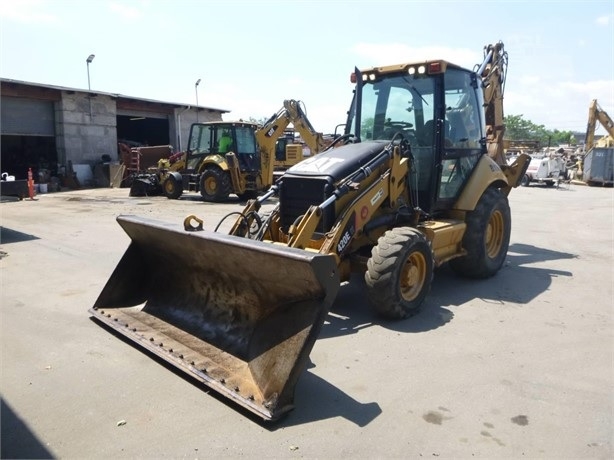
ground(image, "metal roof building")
xmin=0 ymin=78 xmax=228 ymax=182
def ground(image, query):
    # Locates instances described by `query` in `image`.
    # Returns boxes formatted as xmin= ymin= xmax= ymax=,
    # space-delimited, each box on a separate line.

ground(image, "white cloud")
xmin=108 ymin=1 xmax=141 ymax=20
xmin=506 ymin=78 xmax=614 ymax=131
xmin=0 ymin=0 xmax=57 ymax=24
xmin=595 ymin=14 xmax=612 ymax=26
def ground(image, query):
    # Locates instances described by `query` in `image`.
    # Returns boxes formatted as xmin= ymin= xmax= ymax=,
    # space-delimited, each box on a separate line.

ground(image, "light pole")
xmin=86 ymin=54 xmax=95 ymax=91
xmin=86 ymin=54 xmax=95 ymax=118
xmin=195 ymin=78 xmax=201 ymax=121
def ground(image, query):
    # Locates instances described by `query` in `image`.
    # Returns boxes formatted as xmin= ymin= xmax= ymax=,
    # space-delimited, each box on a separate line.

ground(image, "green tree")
xmin=504 ymin=114 xmax=575 ymax=147
xmin=246 ymin=116 xmax=269 ymax=126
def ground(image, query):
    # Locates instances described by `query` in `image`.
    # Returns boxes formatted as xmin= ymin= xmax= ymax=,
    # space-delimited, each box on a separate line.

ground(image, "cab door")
xmin=433 ymin=69 xmax=486 ymax=210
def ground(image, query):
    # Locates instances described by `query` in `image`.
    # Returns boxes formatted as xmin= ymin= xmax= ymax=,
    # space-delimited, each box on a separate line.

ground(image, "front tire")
xmin=199 ymin=168 xmax=232 ymax=202
xmin=520 ymin=174 xmax=530 ymax=187
xmin=163 ymin=174 xmax=183 ymax=199
xmin=450 ymin=187 xmax=511 ymax=278
xmin=365 ymin=227 xmax=434 ymax=319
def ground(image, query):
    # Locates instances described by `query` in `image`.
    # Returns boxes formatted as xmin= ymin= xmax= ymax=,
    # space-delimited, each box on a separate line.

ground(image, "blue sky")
xmin=1 ymin=0 xmax=613 ymax=136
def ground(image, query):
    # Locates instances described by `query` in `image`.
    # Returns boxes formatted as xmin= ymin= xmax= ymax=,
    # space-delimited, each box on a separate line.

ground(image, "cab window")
xmin=234 ymin=126 xmax=257 ymax=154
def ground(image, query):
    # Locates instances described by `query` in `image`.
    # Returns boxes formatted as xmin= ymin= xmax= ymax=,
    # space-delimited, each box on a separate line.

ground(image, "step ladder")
xmin=126 ymin=148 xmax=141 ymax=174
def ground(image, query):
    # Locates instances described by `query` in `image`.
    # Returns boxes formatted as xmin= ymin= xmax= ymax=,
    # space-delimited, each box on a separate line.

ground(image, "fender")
xmin=198 ymin=154 xmax=229 ymax=173
xmin=454 ymin=155 xmax=508 ymax=211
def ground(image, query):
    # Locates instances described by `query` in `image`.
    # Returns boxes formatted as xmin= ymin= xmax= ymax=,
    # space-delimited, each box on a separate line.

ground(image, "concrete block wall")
xmin=173 ymin=107 xmax=222 ymax=152
xmin=55 ymin=92 xmax=117 ymax=166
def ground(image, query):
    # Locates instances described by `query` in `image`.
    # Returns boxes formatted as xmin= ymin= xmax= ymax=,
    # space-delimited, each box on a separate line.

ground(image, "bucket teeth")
xmin=90 ymin=215 xmax=339 ymax=420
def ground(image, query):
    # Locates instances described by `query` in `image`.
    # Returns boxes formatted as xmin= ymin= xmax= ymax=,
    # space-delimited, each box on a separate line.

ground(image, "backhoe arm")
xmin=479 ymin=41 xmax=508 ymax=166
xmin=255 ymin=107 xmax=293 ymax=186
xmin=256 ymin=99 xmax=328 ymax=186
xmin=585 ymin=99 xmax=614 ymax=150
xmin=284 ymin=100 xmax=328 ymax=154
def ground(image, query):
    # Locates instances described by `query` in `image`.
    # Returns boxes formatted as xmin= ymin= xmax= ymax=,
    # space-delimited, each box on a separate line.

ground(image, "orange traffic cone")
xmin=27 ymin=168 xmax=35 ymax=200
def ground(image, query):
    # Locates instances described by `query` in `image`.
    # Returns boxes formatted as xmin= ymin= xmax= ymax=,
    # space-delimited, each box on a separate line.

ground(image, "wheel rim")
xmin=164 ymin=180 xmax=175 ymax=194
xmin=400 ymin=251 xmax=427 ymax=301
xmin=485 ymin=209 xmax=504 ymax=258
xmin=204 ymin=176 xmax=217 ymax=195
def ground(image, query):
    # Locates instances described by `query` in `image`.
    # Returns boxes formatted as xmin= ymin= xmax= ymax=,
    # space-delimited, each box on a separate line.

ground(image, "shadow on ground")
xmin=0 ymin=227 xmax=40 ymax=244
xmin=1 ymin=397 xmax=55 ymax=459
xmin=320 ymin=242 xmax=577 ymax=338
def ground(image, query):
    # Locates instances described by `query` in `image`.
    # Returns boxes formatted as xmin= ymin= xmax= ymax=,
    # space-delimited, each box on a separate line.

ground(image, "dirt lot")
xmin=1 ymin=183 xmax=612 ymax=459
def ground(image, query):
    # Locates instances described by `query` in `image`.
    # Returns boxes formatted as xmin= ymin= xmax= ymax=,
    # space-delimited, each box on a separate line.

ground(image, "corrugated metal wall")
xmin=1 ymin=96 xmax=55 ymax=136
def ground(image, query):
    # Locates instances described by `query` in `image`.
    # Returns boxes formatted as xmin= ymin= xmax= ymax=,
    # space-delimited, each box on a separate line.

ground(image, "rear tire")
xmin=520 ymin=174 xmax=530 ymax=187
xmin=163 ymin=175 xmax=183 ymax=199
xmin=200 ymin=168 xmax=232 ymax=202
xmin=450 ymin=187 xmax=510 ymax=278
xmin=365 ymin=227 xmax=433 ymax=319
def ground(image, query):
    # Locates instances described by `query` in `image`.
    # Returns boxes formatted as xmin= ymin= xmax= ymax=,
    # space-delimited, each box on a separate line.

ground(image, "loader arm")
xmin=284 ymin=144 xmax=410 ymax=261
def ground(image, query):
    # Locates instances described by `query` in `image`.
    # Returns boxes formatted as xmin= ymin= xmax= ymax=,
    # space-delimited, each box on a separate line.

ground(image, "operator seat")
xmin=419 ymin=119 xmax=451 ymax=146
xmin=418 ymin=120 xmax=435 ymax=146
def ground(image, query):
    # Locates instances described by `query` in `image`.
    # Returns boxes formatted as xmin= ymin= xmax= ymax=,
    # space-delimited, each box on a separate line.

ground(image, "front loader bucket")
xmin=89 ymin=215 xmax=339 ymax=421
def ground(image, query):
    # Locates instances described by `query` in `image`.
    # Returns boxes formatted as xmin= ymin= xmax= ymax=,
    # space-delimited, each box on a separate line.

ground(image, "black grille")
xmin=279 ymin=177 xmax=335 ymax=233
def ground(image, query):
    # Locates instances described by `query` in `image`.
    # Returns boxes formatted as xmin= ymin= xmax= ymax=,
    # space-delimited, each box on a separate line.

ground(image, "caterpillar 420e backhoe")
xmin=89 ymin=41 xmax=529 ymax=421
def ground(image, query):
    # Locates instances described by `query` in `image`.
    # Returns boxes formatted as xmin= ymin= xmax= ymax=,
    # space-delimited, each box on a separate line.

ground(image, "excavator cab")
xmin=346 ymin=61 xmax=487 ymax=214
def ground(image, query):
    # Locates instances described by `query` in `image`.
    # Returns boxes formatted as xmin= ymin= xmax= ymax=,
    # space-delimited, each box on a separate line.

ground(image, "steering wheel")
xmin=384 ymin=121 xmax=413 ymax=130
xmin=382 ymin=121 xmax=414 ymax=141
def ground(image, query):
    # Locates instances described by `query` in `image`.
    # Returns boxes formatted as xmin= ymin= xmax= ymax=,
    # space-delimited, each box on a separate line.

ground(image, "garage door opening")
xmin=116 ymin=115 xmax=170 ymax=149
xmin=1 ymin=135 xmax=57 ymax=180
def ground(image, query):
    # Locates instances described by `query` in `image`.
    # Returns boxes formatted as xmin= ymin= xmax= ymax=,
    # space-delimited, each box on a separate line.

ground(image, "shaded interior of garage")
xmin=116 ymin=115 xmax=170 ymax=148
xmin=1 ymin=136 xmax=57 ymax=180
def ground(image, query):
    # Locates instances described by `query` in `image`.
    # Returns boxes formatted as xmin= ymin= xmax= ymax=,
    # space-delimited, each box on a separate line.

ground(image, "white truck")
xmin=519 ymin=155 xmax=566 ymax=187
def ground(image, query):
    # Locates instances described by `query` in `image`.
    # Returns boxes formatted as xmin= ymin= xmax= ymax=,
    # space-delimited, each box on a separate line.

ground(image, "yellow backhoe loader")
xmin=90 ymin=41 xmax=529 ymax=421
xmin=129 ymin=100 xmax=327 ymax=202
xmin=129 ymin=121 xmax=264 ymax=201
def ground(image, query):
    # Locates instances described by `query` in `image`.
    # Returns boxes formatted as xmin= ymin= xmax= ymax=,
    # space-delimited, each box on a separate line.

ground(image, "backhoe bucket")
xmin=89 ymin=215 xmax=339 ymax=420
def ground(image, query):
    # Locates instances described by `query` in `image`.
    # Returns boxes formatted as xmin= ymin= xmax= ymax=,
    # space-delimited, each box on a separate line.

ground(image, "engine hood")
xmin=284 ymin=141 xmax=388 ymax=183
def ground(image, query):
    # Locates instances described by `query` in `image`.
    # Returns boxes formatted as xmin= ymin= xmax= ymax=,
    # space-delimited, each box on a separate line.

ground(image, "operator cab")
xmin=187 ymin=122 xmax=260 ymax=173
xmin=346 ymin=60 xmax=486 ymax=214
